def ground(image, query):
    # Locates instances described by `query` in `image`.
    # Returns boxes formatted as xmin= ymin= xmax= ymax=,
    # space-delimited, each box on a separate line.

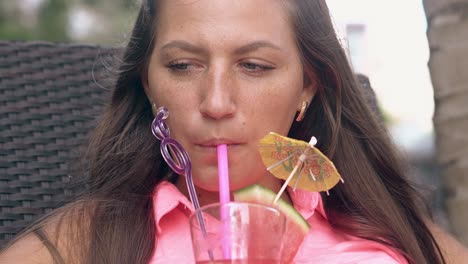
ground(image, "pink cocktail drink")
xmin=190 ymin=202 xmax=287 ymax=264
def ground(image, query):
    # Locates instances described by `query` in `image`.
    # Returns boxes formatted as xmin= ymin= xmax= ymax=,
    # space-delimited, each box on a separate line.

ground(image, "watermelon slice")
xmin=233 ymin=184 xmax=310 ymax=263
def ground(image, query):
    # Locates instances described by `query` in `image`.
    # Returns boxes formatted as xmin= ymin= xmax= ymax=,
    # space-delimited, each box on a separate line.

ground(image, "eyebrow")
xmin=160 ymin=40 xmax=282 ymax=55
xmin=160 ymin=40 xmax=207 ymax=55
xmin=234 ymin=41 xmax=282 ymax=55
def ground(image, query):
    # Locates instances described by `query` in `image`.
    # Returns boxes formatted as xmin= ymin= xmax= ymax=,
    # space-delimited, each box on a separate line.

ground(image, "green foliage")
xmin=83 ymin=0 xmax=99 ymax=5
xmin=37 ymin=0 xmax=70 ymax=42
xmin=0 ymin=0 xmax=137 ymax=44
xmin=0 ymin=22 xmax=37 ymax=41
xmin=0 ymin=0 xmax=69 ymax=42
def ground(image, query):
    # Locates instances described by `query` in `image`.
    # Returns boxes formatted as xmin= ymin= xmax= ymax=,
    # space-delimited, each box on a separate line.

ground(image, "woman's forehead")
xmin=156 ymin=0 xmax=291 ymax=27
xmin=154 ymin=0 xmax=295 ymax=50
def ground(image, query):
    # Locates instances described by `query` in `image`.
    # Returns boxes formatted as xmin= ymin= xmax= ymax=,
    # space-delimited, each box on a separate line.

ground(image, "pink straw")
xmin=217 ymin=144 xmax=231 ymax=258
xmin=217 ymin=144 xmax=230 ymax=205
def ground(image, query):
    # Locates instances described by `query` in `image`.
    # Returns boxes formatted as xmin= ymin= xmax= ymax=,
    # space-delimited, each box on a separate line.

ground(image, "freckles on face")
xmin=145 ymin=0 xmax=310 ymax=191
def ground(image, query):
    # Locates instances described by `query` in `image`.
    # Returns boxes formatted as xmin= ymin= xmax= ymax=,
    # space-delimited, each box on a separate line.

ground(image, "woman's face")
xmin=144 ymin=0 xmax=315 ymax=191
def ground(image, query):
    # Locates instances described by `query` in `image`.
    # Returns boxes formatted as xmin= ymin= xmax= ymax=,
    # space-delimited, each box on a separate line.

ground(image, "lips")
xmin=196 ymin=138 xmax=243 ymax=147
xmin=193 ymin=138 xmax=248 ymax=165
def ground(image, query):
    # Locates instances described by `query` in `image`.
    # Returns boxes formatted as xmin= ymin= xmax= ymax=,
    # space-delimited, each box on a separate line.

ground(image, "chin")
xmin=192 ymin=169 xmax=262 ymax=193
xmin=229 ymin=176 xmax=261 ymax=191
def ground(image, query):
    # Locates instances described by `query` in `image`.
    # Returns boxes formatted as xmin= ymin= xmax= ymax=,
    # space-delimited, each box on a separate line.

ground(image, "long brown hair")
xmin=16 ymin=0 xmax=445 ymax=263
xmin=286 ymin=1 xmax=445 ymax=263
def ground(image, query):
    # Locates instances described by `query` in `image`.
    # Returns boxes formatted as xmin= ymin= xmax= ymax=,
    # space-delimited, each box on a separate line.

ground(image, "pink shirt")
xmin=148 ymin=181 xmax=408 ymax=263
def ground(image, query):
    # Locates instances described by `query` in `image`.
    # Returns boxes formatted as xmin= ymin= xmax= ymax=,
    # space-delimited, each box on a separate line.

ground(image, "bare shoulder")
xmin=0 ymin=232 xmax=54 ymax=264
xmin=0 ymin=200 xmax=95 ymax=264
xmin=427 ymin=220 xmax=468 ymax=263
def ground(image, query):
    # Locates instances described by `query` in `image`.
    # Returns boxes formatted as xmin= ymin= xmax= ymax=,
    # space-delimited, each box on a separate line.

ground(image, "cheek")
xmin=147 ymin=60 xmax=186 ymax=105
xmin=149 ymin=73 xmax=196 ymax=111
xmin=250 ymin=79 xmax=302 ymax=130
xmin=147 ymin=80 xmax=197 ymax=143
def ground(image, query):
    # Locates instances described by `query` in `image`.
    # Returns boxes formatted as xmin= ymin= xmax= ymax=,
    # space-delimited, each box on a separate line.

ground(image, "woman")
xmin=1 ymin=0 xmax=466 ymax=263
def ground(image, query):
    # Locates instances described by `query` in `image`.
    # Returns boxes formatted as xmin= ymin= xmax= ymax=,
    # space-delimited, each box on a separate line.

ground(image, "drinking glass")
xmin=190 ymin=202 xmax=287 ymax=264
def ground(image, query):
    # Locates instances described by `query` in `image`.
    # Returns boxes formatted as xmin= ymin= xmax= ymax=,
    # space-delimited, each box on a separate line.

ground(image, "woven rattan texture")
xmin=0 ymin=42 xmax=376 ymax=250
xmin=0 ymin=41 xmax=116 ymax=248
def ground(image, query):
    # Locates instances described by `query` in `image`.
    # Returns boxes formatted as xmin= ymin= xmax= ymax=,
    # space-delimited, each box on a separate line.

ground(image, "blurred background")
xmin=1 ymin=0 xmax=467 ymax=244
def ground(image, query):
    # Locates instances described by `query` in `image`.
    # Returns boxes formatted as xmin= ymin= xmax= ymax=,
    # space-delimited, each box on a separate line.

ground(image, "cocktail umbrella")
xmin=258 ymin=132 xmax=343 ymax=203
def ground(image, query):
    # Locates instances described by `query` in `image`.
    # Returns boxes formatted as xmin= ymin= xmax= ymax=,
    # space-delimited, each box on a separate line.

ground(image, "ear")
xmin=299 ymin=68 xmax=318 ymax=108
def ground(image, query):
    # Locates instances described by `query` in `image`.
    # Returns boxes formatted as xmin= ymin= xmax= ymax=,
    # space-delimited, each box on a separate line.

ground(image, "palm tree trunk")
xmin=423 ymin=0 xmax=468 ymax=245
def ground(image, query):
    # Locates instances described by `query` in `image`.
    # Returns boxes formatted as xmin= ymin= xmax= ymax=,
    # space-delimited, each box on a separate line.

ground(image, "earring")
xmin=151 ymin=102 xmax=158 ymax=114
xmin=295 ymin=101 xmax=308 ymax=122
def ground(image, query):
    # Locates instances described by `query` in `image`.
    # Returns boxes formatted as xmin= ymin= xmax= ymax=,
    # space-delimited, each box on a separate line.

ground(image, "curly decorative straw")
xmin=151 ymin=107 xmax=200 ymax=208
xmin=151 ymin=107 xmax=210 ymax=243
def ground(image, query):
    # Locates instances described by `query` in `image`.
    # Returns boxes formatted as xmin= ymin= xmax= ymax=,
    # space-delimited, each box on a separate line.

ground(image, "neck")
xmin=175 ymin=173 xmax=292 ymax=208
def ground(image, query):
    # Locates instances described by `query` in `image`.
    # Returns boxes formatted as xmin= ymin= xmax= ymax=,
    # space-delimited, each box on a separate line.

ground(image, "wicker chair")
xmin=0 ymin=41 xmax=116 ymax=248
xmin=0 ymin=41 xmax=378 ymax=249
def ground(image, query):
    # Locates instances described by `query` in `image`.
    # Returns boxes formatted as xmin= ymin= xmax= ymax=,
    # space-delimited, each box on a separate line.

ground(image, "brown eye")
xmin=240 ymin=62 xmax=274 ymax=72
xmin=242 ymin=62 xmax=260 ymax=70
xmin=167 ymin=62 xmax=191 ymax=71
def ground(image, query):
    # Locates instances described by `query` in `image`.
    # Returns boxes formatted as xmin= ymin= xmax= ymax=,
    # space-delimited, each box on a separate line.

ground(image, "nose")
xmin=198 ymin=66 xmax=236 ymax=120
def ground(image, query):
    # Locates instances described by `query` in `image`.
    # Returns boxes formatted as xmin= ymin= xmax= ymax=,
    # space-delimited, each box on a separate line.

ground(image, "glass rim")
xmin=189 ymin=201 xmax=284 ymax=222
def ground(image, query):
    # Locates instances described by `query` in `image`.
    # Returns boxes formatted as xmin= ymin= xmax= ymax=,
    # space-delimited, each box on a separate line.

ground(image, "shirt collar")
xmin=152 ymin=181 xmax=327 ymax=234
xmin=287 ymin=186 xmax=327 ymax=220
xmin=152 ymin=181 xmax=194 ymax=234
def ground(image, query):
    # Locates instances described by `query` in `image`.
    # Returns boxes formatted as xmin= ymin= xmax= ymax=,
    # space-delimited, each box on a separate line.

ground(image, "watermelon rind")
xmin=233 ymin=184 xmax=310 ymax=234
